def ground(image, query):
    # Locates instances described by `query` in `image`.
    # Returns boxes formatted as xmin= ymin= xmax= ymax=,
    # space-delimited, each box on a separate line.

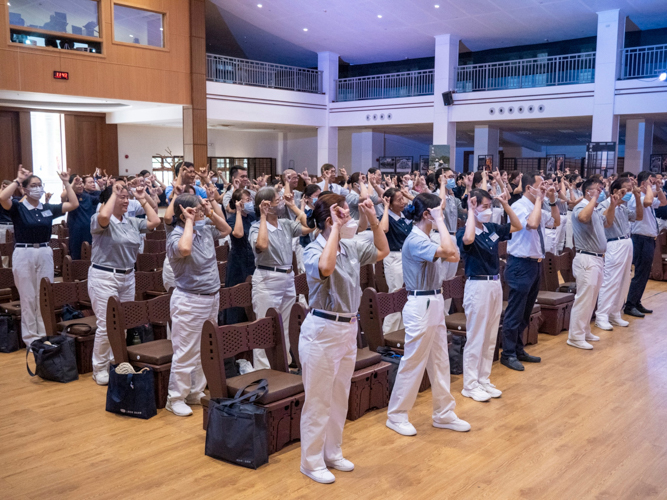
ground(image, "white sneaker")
xmin=300 ymin=467 xmax=335 ymax=484
xmin=585 ymin=333 xmax=600 ymax=342
xmin=93 ymin=371 xmax=109 ymax=386
xmin=461 ymin=387 xmax=492 ymax=402
xmin=567 ymin=339 xmax=593 ymax=350
xmin=595 ymin=320 xmax=613 ymax=331
xmin=185 ymin=392 xmax=205 ymax=405
xmin=386 ymin=420 xmax=417 ymax=436
xmin=480 ymin=383 xmax=502 ymax=398
xmin=610 ymin=316 xmax=629 ymax=327
xmin=324 ymin=458 xmax=354 ymax=472
xmin=166 ymin=399 xmax=193 ymax=417
xmin=433 ymin=417 xmax=471 ymax=432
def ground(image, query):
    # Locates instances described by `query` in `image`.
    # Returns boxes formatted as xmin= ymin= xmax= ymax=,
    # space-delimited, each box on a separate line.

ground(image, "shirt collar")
xmin=388 ymin=210 xmax=404 ymax=221
xmin=474 ymin=225 xmax=488 ymax=235
xmin=22 ymin=198 xmax=43 ymax=211
xmin=316 ymin=234 xmax=346 ymax=256
xmin=412 ymin=225 xmax=430 ymax=241
xmin=110 ymin=214 xmax=127 ymax=224
xmin=267 ymin=221 xmax=281 ymax=232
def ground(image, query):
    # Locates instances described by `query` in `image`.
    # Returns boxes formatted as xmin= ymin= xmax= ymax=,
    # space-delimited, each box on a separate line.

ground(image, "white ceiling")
xmin=211 ymin=0 xmax=667 ymax=64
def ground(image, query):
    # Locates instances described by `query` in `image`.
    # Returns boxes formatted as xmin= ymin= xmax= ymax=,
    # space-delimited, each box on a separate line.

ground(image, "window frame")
xmin=111 ymin=2 xmax=168 ymax=52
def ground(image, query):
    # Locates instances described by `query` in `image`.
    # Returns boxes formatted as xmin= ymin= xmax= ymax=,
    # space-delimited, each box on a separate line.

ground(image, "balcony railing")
xmin=335 ymin=70 xmax=434 ymax=102
xmin=455 ymin=52 xmax=596 ymax=93
xmin=620 ymin=44 xmax=667 ymax=79
xmin=206 ymin=54 xmax=323 ymax=94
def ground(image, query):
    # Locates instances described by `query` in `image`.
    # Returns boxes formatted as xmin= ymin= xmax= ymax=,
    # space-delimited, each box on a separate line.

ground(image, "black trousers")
xmin=625 ymin=234 xmax=656 ymax=309
xmin=501 ymin=255 xmax=541 ymax=359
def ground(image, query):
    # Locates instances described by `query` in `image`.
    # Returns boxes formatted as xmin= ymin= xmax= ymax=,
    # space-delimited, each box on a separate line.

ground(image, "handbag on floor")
xmin=205 ymin=379 xmax=269 ymax=469
xmin=26 ymin=334 xmax=79 ymax=383
xmin=106 ymin=363 xmax=157 ymax=419
xmin=448 ymin=335 xmax=467 ymax=375
xmin=0 ymin=313 xmax=18 ymax=353
xmin=377 ymin=346 xmax=402 ymax=393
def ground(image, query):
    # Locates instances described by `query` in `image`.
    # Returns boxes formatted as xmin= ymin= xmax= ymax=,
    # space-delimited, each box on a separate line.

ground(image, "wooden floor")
xmin=2 ymin=282 xmax=667 ymax=500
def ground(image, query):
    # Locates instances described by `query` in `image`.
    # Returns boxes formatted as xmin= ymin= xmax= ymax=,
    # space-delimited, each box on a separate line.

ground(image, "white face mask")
xmin=407 ymin=180 xmax=414 ymax=189
xmin=28 ymin=187 xmax=44 ymax=201
xmin=339 ymin=219 xmax=358 ymax=239
xmin=475 ymin=208 xmax=493 ymax=223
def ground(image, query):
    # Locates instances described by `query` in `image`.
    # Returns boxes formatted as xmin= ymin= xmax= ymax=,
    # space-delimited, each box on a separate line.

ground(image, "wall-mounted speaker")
xmin=442 ymin=91 xmax=454 ymax=106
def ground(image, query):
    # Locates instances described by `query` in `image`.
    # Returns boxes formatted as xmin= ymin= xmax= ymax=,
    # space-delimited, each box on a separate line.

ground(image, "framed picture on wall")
xmin=546 ymin=154 xmax=566 ymax=173
xmin=477 ymin=155 xmax=493 ymax=171
xmin=650 ymin=154 xmax=667 ymax=173
xmin=419 ymin=155 xmax=430 ymax=174
xmin=379 ymin=157 xmax=396 ymax=174
xmin=395 ymin=156 xmax=413 ymax=173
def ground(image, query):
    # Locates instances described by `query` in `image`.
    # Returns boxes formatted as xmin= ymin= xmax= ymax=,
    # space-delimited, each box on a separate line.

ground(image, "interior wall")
xmin=283 ymin=130 xmax=318 ymax=173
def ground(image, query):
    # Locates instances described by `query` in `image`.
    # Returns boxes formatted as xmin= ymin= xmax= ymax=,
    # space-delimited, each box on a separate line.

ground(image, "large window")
xmin=9 ymin=0 xmax=99 ymax=37
xmin=151 ymin=156 xmax=181 ymax=186
xmin=30 ymin=112 xmax=67 ymax=200
xmin=113 ymin=4 xmax=164 ymax=48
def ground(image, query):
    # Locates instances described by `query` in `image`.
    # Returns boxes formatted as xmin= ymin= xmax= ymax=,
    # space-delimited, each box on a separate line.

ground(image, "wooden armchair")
xmin=142 ymin=240 xmax=166 ymax=254
xmin=62 ymin=256 xmax=90 ymax=282
xmin=136 ymin=251 xmax=166 ymax=272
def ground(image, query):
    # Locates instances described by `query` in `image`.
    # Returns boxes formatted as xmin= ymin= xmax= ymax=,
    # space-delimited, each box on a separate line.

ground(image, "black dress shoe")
xmin=637 ymin=304 xmax=653 ymax=314
xmin=624 ymin=307 xmax=645 ymax=318
xmin=500 ymin=356 xmax=525 ymax=371
xmin=517 ymin=353 xmax=541 ymax=363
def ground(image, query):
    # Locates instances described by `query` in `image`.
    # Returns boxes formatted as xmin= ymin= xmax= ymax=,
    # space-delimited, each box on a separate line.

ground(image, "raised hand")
xmin=339 ymin=167 xmax=348 ymax=179
xmin=329 ymin=203 xmax=348 ymax=228
xmin=259 ymin=199 xmax=272 ymax=217
xmin=57 ymin=168 xmax=71 ymax=184
xmin=468 ymin=195 xmax=477 ymax=212
xmin=200 ymin=198 xmax=213 ymax=216
xmin=45 ymin=192 xmax=53 ymax=203
xmin=113 ymin=182 xmax=125 ymax=197
xmin=428 ymin=204 xmax=443 ymax=222
xmin=284 ymin=192 xmax=295 ymax=207
xmin=180 ymin=205 xmax=197 ymax=222
xmin=134 ymin=185 xmax=146 ymax=200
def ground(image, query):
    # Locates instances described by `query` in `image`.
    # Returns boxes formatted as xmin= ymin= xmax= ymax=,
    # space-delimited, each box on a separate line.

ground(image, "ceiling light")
xmin=257 ymin=3 xmax=262 ymax=7
xmin=660 ymin=72 xmax=667 ymax=82
xmin=303 ymin=28 xmax=308 ymax=31
xmin=377 ymin=14 xmax=382 ymax=18
xmin=130 ymin=34 xmax=133 ymax=37
xmin=159 ymin=28 xmax=163 ymax=31
xmin=434 ymin=4 xmax=440 ymax=7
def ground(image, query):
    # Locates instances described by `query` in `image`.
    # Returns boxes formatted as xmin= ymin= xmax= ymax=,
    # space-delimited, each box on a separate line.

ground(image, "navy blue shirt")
xmin=457 ymin=222 xmax=512 ymax=277
xmin=385 ymin=209 xmax=413 ymax=252
xmin=0 ymin=205 xmax=12 ymax=224
xmin=9 ymin=199 xmax=63 ymax=244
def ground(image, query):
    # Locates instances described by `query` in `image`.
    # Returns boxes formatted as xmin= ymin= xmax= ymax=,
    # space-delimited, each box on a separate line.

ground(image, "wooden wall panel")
xmin=64 ymin=114 xmax=119 ymax=177
xmin=0 ymin=112 xmax=21 ymax=182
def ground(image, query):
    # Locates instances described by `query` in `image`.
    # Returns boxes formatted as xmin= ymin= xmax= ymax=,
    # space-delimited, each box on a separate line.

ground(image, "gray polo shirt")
xmin=249 ymin=218 xmax=302 ymax=268
xmin=402 ymin=226 xmax=445 ymax=291
xmin=596 ymin=198 xmax=634 ymax=240
xmin=627 ymin=192 xmax=660 ymax=238
xmin=571 ymin=199 xmax=606 ymax=254
xmin=222 ymin=187 xmax=256 ymax=212
xmin=434 ymin=190 xmax=465 ymax=233
xmin=280 ymin=190 xmax=302 ymax=221
xmin=304 ymin=234 xmax=378 ymax=314
xmin=167 ymin=223 xmax=221 ymax=294
xmin=91 ymin=214 xmax=147 ymax=269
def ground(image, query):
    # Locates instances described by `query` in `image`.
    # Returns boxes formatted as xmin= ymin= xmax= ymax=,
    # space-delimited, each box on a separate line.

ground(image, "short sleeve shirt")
xmin=628 ymin=192 xmax=660 ymax=237
xmin=304 ymin=234 xmax=378 ymax=314
xmin=572 ymin=199 xmax=607 ymax=254
xmin=457 ymin=222 xmax=512 ymax=277
xmin=167 ymin=224 xmax=221 ymax=294
xmin=402 ymin=226 xmax=444 ymax=291
xmin=346 ymin=191 xmax=361 ymax=220
xmin=596 ymin=198 xmax=633 ymax=240
xmin=9 ymin=199 xmax=63 ymax=244
xmin=91 ymin=214 xmax=148 ymax=269
xmin=249 ymin=218 xmax=303 ymax=268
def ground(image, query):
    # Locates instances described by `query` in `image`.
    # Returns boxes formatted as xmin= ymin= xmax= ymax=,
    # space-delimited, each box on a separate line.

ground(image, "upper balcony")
xmin=455 ymin=52 xmax=596 ymax=93
xmin=620 ymin=43 xmax=667 ymax=80
xmin=206 ymin=54 xmax=323 ymax=94
xmin=335 ymin=70 xmax=434 ymax=102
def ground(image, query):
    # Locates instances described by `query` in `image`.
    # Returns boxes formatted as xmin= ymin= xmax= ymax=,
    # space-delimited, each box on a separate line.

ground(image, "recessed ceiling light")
xmin=129 ymin=35 xmax=133 ymax=37
xmin=159 ymin=28 xmax=163 ymax=31
xmin=303 ymin=28 xmax=308 ymax=31
xmin=377 ymin=14 xmax=382 ymax=18
xmin=257 ymin=3 xmax=262 ymax=7
xmin=435 ymin=4 xmax=440 ymax=7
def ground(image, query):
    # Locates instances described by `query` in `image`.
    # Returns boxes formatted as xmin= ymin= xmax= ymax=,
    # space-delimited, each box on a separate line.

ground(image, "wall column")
xmin=433 ymin=34 xmax=459 ymax=171
xmin=473 ymin=125 xmax=499 ymax=171
xmin=625 ymin=118 xmax=654 ymax=174
xmin=184 ymin=0 xmax=207 ymax=170
xmin=317 ymin=51 xmax=339 ymax=170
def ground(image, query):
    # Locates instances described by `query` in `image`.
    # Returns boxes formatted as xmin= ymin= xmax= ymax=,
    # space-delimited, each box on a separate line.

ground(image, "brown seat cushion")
xmin=355 ymin=348 xmax=382 ymax=371
xmin=384 ymin=329 xmax=406 ymax=349
xmin=445 ymin=312 xmax=467 ymax=332
xmin=536 ymin=291 xmax=574 ymax=306
xmin=532 ymin=303 xmax=541 ymax=314
xmin=57 ymin=315 xmax=97 ymax=336
xmin=127 ymin=339 xmax=173 ymax=365
xmin=227 ymin=369 xmax=303 ymax=405
xmin=0 ymin=300 xmax=20 ymax=315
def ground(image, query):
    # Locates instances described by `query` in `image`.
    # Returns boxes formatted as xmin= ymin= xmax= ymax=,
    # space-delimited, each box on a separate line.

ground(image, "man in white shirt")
xmin=316 ymin=164 xmax=349 ymax=196
xmin=222 ymin=166 xmax=258 ymax=213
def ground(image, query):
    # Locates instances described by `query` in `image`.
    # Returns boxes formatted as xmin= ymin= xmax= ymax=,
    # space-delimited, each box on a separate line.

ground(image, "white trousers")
xmin=565 ymin=211 xmax=574 ymax=249
xmin=387 ymin=295 xmax=458 ymax=425
xmin=556 ymin=216 xmax=567 ymax=253
xmin=429 ymin=232 xmax=458 ymax=313
xmin=596 ymin=238 xmax=633 ymax=323
xmin=299 ymin=313 xmax=357 ymax=472
xmin=544 ymin=228 xmax=559 ymax=255
xmin=462 ymin=280 xmax=502 ymax=392
xmin=658 ymin=218 xmax=667 ymax=235
xmin=13 ymin=246 xmax=53 ymax=349
xmin=88 ymin=266 xmax=135 ymax=376
xmin=292 ymin=237 xmax=305 ymax=274
xmin=569 ymin=254 xmax=604 ymax=342
xmin=0 ymin=225 xmax=13 ymax=267
xmin=168 ymin=288 xmax=219 ymax=402
xmin=162 ymin=256 xmax=175 ymax=291
xmin=383 ymin=251 xmax=404 ymax=334
xmin=251 ymin=269 xmax=297 ymax=369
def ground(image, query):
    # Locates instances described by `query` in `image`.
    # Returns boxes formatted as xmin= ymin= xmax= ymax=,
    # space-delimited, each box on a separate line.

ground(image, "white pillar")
xmin=591 ymin=9 xmax=624 ymax=167
xmin=357 ymin=129 xmax=384 ymax=172
xmin=318 ymin=51 xmax=339 ymax=168
xmin=433 ymin=34 xmax=459 ymax=171
xmin=625 ymin=118 xmax=654 ymax=174
xmin=473 ymin=125 xmax=499 ymax=171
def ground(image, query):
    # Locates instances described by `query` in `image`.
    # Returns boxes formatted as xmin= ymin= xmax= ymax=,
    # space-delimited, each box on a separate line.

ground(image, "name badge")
xmin=41 ymin=210 xmax=53 ymax=217
xmin=489 ymin=233 xmax=499 ymax=242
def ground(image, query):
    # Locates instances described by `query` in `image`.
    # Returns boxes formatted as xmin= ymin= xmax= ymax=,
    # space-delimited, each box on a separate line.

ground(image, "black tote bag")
xmin=26 ymin=334 xmax=79 ymax=383
xmin=106 ymin=364 xmax=157 ymax=419
xmin=0 ymin=314 xmax=18 ymax=353
xmin=205 ymin=379 xmax=269 ymax=469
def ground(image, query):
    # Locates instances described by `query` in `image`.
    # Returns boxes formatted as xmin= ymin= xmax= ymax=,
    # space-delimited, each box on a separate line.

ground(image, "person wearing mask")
xmin=0 ymin=180 xmax=16 ymax=251
xmin=367 ymin=167 xmax=386 ymax=218
xmin=316 ymin=164 xmax=349 ymax=196
xmin=223 ymin=188 xmax=257 ymax=325
xmin=566 ymin=178 xmax=614 ymax=350
xmin=379 ymin=187 xmax=412 ymax=333
xmin=249 ymin=187 xmax=310 ymax=368
xmin=0 ymin=166 xmax=79 ymax=349
xmin=282 ymin=169 xmax=306 ymax=272
xmin=166 ymin=193 xmax=232 ymax=416
xmin=88 ymin=183 xmax=160 ymax=384
xmin=624 ymin=172 xmax=667 ymax=317
xmin=299 ymin=195 xmax=388 ymax=484
xmin=508 ymin=171 xmax=523 ymax=205
xmin=165 ymin=162 xmax=208 ymax=201
xmin=458 ymin=188 xmax=522 ymax=401
xmin=595 ymin=178 xmax=642 ymax=331
xmin=298 ymin=184 xmax=321 ymax=249
xmin=222 ymin=166 xmax=259 ymax=213
xmin=162 ymin=183 xmax=198 ymax=292
xmin=501 ymin=173 xmax=559 ymax=371
xmin=386 ymin=193 xmax=469 ymax=437
xmin=64 ymin=175 xmax=101 ymax=260
xmin=346 ymin=173 xmax=381 ymax=220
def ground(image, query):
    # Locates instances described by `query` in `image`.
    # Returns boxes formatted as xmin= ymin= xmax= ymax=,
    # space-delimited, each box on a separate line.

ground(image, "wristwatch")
xmin=549 ymin=201 xmax=557 ymax=207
